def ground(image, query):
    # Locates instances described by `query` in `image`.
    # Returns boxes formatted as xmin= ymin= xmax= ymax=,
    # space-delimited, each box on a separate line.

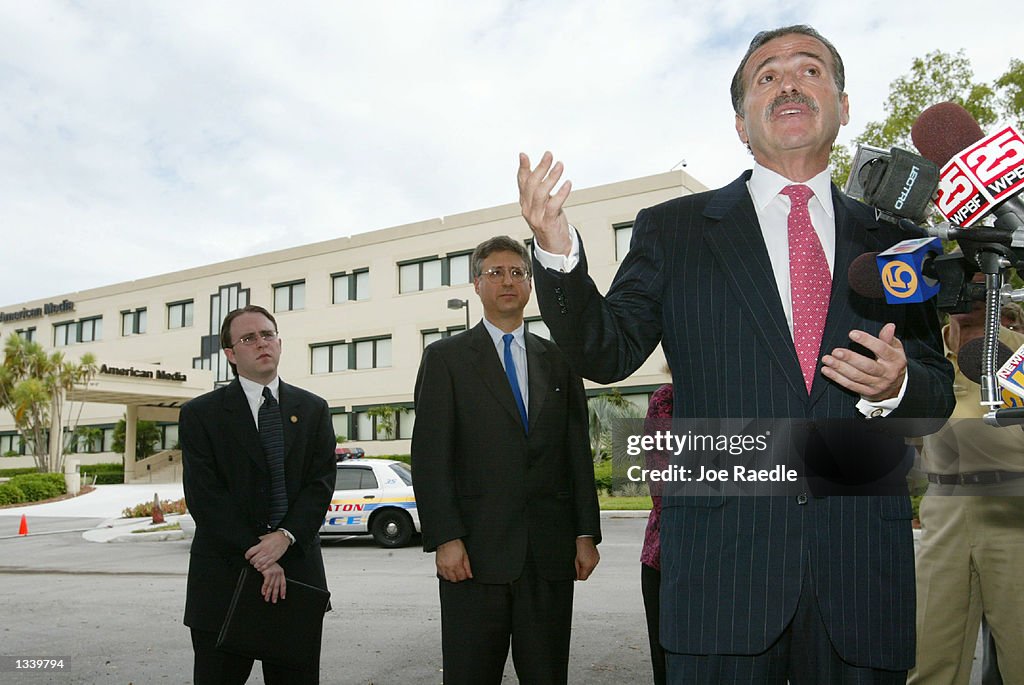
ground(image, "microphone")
xmin=996 ymin=343 xmax=1024 ymax=401
xmin=956 ymin=336 xmax=1015 ymax=384
xmin=874 ymin=238 xmax=943 ymax=304
xmin=848 ymin=251 xmax=885 ymax=299
xmin=844 ymin=145 xmax=939 ymax=225
xmin=911 ymin=102 xmax=1024 ymax=231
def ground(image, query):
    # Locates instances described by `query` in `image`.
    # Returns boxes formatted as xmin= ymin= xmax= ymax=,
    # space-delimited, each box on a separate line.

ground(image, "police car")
xmin=319 ymin=458 xmax=420 ymax=548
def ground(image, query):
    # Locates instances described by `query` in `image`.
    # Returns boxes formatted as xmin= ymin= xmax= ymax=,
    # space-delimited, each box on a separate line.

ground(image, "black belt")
xmin=926 ymin=471 xmax=1024 ymax=485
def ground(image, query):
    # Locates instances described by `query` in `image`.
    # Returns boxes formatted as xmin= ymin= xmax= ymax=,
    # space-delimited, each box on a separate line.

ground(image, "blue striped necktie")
xmin=259 ymin=386 xmax=288 ymax=527
xmin=502 ymin=334 xmax=528 ymax=433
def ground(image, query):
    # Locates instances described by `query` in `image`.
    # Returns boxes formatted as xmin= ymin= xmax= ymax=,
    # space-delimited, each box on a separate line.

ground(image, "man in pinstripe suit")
xmin=518 ymin=24 xmax=954 ymax=684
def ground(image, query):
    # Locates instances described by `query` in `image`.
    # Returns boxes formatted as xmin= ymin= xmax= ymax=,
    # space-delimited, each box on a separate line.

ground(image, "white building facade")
xmin=0 ymin=170 xmax=705 ymax=475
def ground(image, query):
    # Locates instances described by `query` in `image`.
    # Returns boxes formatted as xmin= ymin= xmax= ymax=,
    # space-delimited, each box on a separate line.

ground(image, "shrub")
xmin=82 ymin=462 xmax=124 ymax=484
xmin=122 ymin=497 xmax=187 ymax=518
xmin=593 ymin=459 xmax=613 ymax=495
xmin=88 ymin=471 xmax=124 ymax=484
xmin=10 ymin=473 xmax=65 ymax=501
xmin=0 ymin=467 xmax=41 ymax=478
xmin=0 ymin=483 xmax=26 ymax=505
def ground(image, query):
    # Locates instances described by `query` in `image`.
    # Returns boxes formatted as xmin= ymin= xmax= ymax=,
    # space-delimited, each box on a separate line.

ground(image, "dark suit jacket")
xmin=181 ymin=378 xmax=337 ymax=632
xmin=532 ymin=172 xmax=955 ymax=670
xmin=410 ymin=322 xmax=601 ymax=584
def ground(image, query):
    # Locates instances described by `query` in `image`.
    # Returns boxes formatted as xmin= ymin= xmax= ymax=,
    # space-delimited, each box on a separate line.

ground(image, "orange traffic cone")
xmin=18 ymin=515 xmax=28 ymax=536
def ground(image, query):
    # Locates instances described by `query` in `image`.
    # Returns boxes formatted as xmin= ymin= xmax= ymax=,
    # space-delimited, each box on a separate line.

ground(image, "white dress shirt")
xmin=481 ymin=318 xmax=529 ymax=412
xmin=533 ymin=163 xmax=905 ymax=415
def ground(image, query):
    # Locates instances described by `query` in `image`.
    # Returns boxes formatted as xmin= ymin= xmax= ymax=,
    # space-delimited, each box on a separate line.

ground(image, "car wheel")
xmin=371 ymin=509 xmax=413 ymax=548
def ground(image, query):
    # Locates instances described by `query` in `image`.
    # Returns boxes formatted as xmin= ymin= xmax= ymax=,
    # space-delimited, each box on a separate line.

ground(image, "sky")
xmin=1 ymin=0 xmax=1019 ymax=306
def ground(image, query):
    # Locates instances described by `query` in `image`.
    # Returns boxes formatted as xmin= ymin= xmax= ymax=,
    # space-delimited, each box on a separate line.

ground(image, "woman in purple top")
xmin=641 ymin=383 xmax=672 ymax=685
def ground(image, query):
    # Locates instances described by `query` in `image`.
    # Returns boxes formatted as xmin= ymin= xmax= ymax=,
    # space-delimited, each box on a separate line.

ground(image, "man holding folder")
xmin=181 ymin=304 xmax=336 ymax=684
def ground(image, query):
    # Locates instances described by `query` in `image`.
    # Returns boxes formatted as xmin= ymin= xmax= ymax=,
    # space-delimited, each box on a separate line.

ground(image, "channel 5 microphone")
xmin=860 ymin=237 xmax=943 ymax=304
xmin=911 ymin=102 xmax=1024 ymax=230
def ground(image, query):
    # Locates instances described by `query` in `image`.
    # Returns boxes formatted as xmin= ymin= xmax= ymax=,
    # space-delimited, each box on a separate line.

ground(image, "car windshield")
xmin=389 ymin=463 xmax=412 ymax=485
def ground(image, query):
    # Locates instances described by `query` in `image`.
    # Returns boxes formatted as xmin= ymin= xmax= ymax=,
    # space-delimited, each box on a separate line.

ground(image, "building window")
xmin=1 ymin=433 xmax=22 ymax=456
xmin=351 ymin=404 xmax=413 ymax=441
xmin=102 ymin=427 xmax=116 ymax=452
xmin=398 ymin=252 xmax=471 ymax=293
xmin=273 ymin=280 xmax=305 ymax=312
xmin=15 ymin=327 xmax=35 ymax=342
xmin=332 ymin=269 xmax=370 ymax=303
xmin=80 ymin=316 xmax=102 ymax=343
xmin=54 ymin=316 xmax=103 ymax=347
xmin=121 ymin=308 xmax=147 ymax=336
xmin=525 ymin=317 xmax=551 ymax=340
xmin=54 ymin=322 xmax=73 ymax=347
xmin=614 ymin=222 xmax=634 ymax=261
xmin=422 ymin=326 xmax=466 ymax=349
xmin=311 ymin=342 xmax=350 ymax=374
xmin=193 ymin=283 xmax=250 ymax=384
xmin=399 ymin=258 xmax=442 ymax=293
xmin=354 ymin=336 xmax=392 ymax=369
xmin=448 ymin=252 xmax=471 ymax=286
xmin=398 ymin=408 xmax=416 ymax=440
xmin=160 ymin=424 xmax=179 ymax=450
xmin=331 ymin=411 xmax=349 ymax=441
xmin=167 ymin=300 xmax=194 ymax=329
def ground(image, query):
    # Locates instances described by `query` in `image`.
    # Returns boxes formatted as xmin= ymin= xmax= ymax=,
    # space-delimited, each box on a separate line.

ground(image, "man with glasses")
xmin=411 ymin=235 xmax=601 ymax=685
xmin=181 ymin=304 xmax=336 ymax=684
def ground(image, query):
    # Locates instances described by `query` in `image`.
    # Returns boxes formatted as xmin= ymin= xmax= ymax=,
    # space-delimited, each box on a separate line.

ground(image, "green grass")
xmin=598 ymin=494 xmax=652 ymax=510
xmin=131 ymin=522 xmax=182 ymax=534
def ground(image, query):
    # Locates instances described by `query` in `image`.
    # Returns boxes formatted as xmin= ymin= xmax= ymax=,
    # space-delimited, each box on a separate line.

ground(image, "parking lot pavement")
xmin=0 ymin=507 xmax=651 ymax=685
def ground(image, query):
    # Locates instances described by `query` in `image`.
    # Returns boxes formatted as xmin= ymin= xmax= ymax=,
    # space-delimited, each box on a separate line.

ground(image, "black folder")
xmin=216 ymin=566 xmax=331 ymax=670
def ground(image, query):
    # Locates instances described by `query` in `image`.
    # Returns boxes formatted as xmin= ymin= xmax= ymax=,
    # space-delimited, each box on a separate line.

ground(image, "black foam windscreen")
xmin=956 ymin=336 xmax=1014 ymax=384
xmin=860 ymin=148 xmax=939 ymax=224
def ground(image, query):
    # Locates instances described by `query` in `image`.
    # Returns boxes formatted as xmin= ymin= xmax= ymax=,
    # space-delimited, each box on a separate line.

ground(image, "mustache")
xmin=766 ymin=94 xmax=819 ymax=118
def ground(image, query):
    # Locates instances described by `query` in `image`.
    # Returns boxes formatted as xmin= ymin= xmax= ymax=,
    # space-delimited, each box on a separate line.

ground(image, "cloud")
xmin=0 ymin=0 xmax=1018 ymax=304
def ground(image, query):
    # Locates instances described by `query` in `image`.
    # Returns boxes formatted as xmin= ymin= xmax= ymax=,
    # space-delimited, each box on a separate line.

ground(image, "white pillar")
xmin=125 ymin=405 xmax=138 ymax=482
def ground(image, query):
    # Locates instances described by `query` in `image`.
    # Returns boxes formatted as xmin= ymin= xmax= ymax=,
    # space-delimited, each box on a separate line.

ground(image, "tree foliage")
xmin=0 ymin=335 xmax=98 ymax=472
xmin=831 ymin=51 xmax=1023 ymax=186
xmin=587 ymin=390 xmax=643 ymax=463
xmin=366 ymin=404 xmax=406 ymax=441
xmin=111 ymin=418 xmax=163 ymax=461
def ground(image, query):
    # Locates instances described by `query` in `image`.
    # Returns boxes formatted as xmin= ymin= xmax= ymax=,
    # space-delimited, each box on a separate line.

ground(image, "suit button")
xmin=796 ymin=493 xmax=808 ymax=505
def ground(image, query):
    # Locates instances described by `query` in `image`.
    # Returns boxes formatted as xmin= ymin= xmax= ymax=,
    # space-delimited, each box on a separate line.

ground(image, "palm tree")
xmin=587 ymin=391 xmax=644 ymax=463
xmin=0 ymin=335 xmax=98 ymax=472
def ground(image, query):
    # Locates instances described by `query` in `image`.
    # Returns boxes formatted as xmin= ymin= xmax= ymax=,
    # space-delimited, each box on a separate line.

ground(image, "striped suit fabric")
xmin=532 ymin=171 xmax=954 ymax=672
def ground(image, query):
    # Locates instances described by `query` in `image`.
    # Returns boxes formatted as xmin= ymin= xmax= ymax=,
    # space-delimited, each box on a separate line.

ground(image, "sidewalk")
xmin=2 ymin=483 xmax=183 ymax=519
xmin=2 ymin=483 xmax=189 ymax=542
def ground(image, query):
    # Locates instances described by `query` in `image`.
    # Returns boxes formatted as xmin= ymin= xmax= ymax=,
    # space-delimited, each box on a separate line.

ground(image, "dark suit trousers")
xmin=438 ymin=556 xmax=574 ymax=685
xmin=190 ymin=628 xmax=320 ymax=685
xmin=666 ymin=566 xmax=906 ymax=684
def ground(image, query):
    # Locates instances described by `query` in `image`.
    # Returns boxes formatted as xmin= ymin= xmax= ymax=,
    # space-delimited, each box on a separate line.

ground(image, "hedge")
xmin=0 ymin=483 xmax=26 ymax=506
xmin=0 ymin=473 xmax=66 ymax=505
xmin=82 ymin=462 xmax=124 ymax=484
xmin=12 ymin=473 xmax=65 ymax=501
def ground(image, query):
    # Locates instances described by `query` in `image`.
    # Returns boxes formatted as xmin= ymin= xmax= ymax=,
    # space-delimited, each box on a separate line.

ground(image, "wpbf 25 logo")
xmin=874 ymin=238 xmax=942 ymax=304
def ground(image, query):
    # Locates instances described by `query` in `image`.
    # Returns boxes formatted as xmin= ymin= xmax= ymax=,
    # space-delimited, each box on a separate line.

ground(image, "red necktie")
xmin=782 ymin=184 xmax=831 ymax=393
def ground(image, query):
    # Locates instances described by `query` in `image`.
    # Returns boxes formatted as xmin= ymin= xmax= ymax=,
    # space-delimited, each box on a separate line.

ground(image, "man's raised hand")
xmin=517 ymin=151 xmax=573 ymax=256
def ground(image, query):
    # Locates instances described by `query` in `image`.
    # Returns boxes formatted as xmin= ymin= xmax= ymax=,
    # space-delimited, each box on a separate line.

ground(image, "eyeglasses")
xmin=479 ymin=266 xmax=530 ymax=283
xmin=230 ymin=330 xmax=279 ymax=347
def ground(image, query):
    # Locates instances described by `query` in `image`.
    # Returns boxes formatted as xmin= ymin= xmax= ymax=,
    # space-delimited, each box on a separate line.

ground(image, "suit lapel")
xmin=277 ymin=381 xmax=305 ymax=491
xmin=703 ymin=172 xmax=805 ymax=397
xmin=525 ymin=333 xmax=549 ymax=431
xmin=468 ymin=323 xmax=525 ymax=430
xmin=809 ymin=189 xmax=882 ymax=404
xmin=223 ymin=379 xmax=267 ymax=473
